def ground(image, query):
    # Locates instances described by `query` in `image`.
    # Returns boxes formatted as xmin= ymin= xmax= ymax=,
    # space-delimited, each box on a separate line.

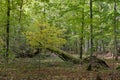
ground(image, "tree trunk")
xmin=19 ymin=0 xmax=23 ymax=23
xmin=114 ymin=2 xmax=118 ymax=61
xmin=47 ymin=47 xmax=80 ymax=64
xmin=47 ymin=47 xmax=109 ymax=70
xmin=6 ymin=0 xmax=10 ymax=62
xmin=90 ymin=0 xmax=93 ymax=56
xmin=80 ymin=0 xmax=85 ymax=59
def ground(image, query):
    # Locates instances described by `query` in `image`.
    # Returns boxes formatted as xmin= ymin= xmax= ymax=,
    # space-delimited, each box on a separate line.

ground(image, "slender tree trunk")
xmin=113 ymin=2 xmax=118 ymax=61
xmin=19 ymin=0 xmax=23 ymax=23
xmin=90 ymin=0 xmax=93 ymax=56
xmin=97 ymin=40 xmax=101 ymax=52
xmin=76 ymin=38 xmax=79 ymax=54
xmin=97 ymin=3 xmax=105 ymax=53
xmin=101 ymin=40 xmax=105 ymax=52
xmin=18 ymin=0 xmax=23 ymax=39
xmin=84 ymin=39 xmax=87 ymax=53
xmin=6 ymin=0 xmax=10 ymax=62
xmin=80 ymin=30 xmax=83 ymax=59
xmin=75 ymin=38 xmax=78 ymax=54
xmin=80 ymin=0 xmax=85 ymax=59
xmin=84 ymin=38 xmax=90 ymax=54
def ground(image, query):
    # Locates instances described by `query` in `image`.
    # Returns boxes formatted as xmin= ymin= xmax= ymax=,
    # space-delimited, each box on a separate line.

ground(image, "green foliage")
xmin=24 ymin=22 xmax=66 ymax=49
xmin=116 ymin=65 xmax=120 ymax=70
xmin=41 ymin=0 xmax=49 ymax=2
xmin=0 ymin=0 xmax=120 ymax=60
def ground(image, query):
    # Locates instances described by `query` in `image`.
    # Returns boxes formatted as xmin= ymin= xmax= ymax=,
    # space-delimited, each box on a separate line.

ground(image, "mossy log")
xmin=14 ymin=45 xmax=110 ymax=70
xmin=82 ymin=56 xmax=110 ymax=71
xmin=47 ymin=47 xmax=110 ymax=70
xmin=47 ymin=47 xmax=80 ymax=64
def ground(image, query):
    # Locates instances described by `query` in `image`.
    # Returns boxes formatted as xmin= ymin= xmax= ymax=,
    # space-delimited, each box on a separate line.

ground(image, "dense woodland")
xmin=0 ymin=0 xmax=120 ymax=80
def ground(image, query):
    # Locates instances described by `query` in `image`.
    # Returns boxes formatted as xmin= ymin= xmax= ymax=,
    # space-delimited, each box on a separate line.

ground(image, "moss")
xmin=47 ymin=47 xmax=80 ymax=64
xmin=82 ymin=56 xmax=109 ymax=71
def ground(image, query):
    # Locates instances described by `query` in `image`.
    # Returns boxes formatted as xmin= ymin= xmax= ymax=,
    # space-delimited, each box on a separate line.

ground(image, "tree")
xmin=90 ymin=0 xmax=93 ymax=56
xmin=0 ymin=0 xmax=120 ymax=62
xmin=24 ymin=23 xmax=66 ymax=49
xmin=6 ymin=0 xmax=10 ymax=62
xmin=24 ymin=22 xmax=110 ymax=68
xmin=113 ymin=1 xmax=118 ymax=61
xmin=24 ymin=22 xmax=80 ymax=63
xmin=79 ymin=0 xmax=85 ymax=59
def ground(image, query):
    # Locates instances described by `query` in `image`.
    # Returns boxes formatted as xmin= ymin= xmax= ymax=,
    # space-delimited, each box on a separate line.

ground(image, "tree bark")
xmin=47 ymin=47 xmax=80 ymax=64
xmin=47 ymin=47 xmax=109 ymax=70
xmin=6 ymin=0 xmax=10 ymax=62
xmin=19 ymin=0 xmax=23 ymax=23
xmin=114 ymin=2 xmax=118 ymax=61
xmin=80 ymin=0 xmax=85 ymax=59
xmin=90 ymin=0 xmax=93 ymax=56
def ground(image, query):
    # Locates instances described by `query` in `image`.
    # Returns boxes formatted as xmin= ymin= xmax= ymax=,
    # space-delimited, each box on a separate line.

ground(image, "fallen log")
xmin=47 ymin=47 xmax=80 ymax=64
xmin=47 ymin=47 xmax=109 ymax=70
xmin=13 ymin=45 xmax=110 ymax=70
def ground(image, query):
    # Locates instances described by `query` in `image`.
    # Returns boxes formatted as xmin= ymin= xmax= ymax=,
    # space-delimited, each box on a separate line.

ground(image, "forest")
xmin=0 ymin=0 xmax=120 ymax=80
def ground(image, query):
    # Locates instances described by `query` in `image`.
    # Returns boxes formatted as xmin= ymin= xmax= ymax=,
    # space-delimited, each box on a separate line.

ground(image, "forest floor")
xmin=0 ymin=55 xmax=120 ymax=80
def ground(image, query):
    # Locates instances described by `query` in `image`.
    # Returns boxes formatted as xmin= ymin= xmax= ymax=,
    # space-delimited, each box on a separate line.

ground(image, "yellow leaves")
xmin=24 ymin=23 xmax=66 ymax=48
xmin=24 ymin=31 xmax=33 ymax=36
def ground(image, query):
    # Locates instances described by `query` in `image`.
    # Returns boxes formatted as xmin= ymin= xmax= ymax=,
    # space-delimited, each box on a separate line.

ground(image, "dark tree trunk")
xmin=80 ymin=0 xmax=85 ymax=59
xmin=90 ymin=0 xmax=93 ymax=56
xmin=6 ymin=0 xmax=10 ymax=62
xmin=18 ymin=0 xmax=23 ymax=39
xmin=113 ymin=2 xmax=118 ymax=61
xmin=80 ymin=37 xmax=83 ymax=59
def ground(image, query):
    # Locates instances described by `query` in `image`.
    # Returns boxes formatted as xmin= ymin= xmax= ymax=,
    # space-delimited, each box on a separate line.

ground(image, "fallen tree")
xmin=47 ymin=47 xmax=80 ymax=64
xmin=23 ymin=23 xmax=110 ymax=70
xmin=13 ymin=45 xmax=110 ymax=70
xmin=47 ymin=47 xmax=110 ymax=70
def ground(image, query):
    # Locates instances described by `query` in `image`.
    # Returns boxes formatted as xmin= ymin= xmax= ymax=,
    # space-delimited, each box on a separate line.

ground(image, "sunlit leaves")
xmin=24 ymin=23 xmax=66 ymax=49
xmin=0 ymin=0 xmax=120 ymax=55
